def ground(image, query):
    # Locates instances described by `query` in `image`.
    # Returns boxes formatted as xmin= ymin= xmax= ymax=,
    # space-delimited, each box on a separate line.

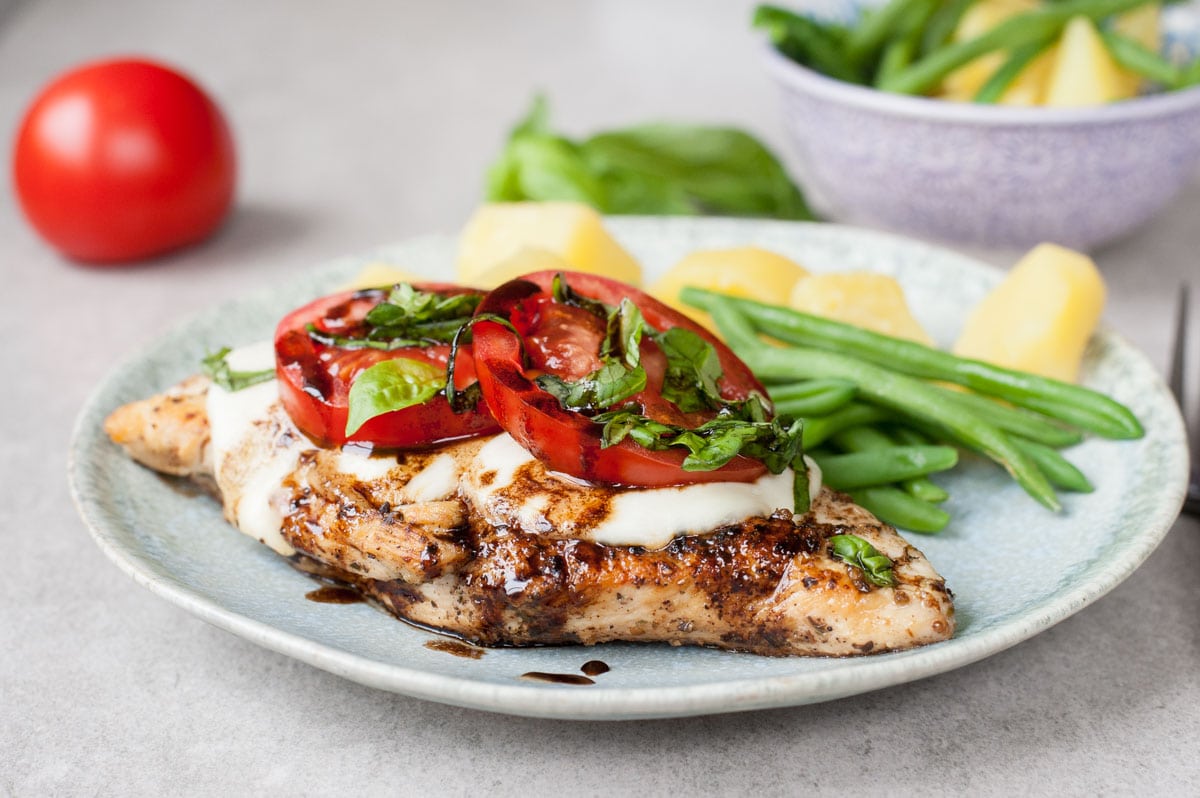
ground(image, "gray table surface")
xmin=3 ymin=0 xmax=1198 ymax=795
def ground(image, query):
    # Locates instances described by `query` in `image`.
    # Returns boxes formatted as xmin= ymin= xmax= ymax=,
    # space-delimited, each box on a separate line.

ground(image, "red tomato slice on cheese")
xmin=274 ymin=285 xmax=499 ymax=448
xmin=471 ymin=271 xmax=770 ymax=487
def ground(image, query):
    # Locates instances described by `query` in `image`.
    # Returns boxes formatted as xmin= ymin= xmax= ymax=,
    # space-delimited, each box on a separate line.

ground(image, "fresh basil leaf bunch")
xmin=486 ymin=96 xmax=814 ymax=221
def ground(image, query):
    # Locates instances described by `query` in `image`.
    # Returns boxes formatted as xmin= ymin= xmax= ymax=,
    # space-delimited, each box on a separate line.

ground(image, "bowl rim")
xmin=763 ymin=44 xmax=1200 ymax=126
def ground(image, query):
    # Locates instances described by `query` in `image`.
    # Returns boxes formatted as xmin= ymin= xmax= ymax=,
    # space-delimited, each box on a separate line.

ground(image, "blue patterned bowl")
xmin=763 ymin=37 xmax=1200 ymax=250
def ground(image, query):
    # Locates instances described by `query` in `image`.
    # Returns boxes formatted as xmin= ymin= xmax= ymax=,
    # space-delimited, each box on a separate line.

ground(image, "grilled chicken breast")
xmin=104 ymin=372 xmax=955 ymax=656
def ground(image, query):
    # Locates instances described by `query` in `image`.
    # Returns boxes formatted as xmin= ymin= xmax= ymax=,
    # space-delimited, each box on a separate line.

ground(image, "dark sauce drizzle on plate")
xmin=304 ymin=586 xmax=364 ymax=604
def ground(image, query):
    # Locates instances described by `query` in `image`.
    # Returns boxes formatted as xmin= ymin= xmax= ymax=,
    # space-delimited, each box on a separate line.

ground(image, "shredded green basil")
xmin=535 ymin=273 xmax=809 ymax=513
xmin=551 ymin=273 xmax=609 ymax=320
xmin=537 ymin=361 xmax=647 ymax=413
xmin=443 ymin=312 xmax=524 ymax=414
xmin=602 ymin=298 xmax=646 ymax=369
xmin=539 ymin=281 xmax=650 ymax=413
xmin=828 ymin=534 xmax=896 ymax=587
xmin=201 ymin=348 xmax=275 ymax=392
xmin=311 ymin=283 xmax=482 ymax=350
xmin=652 ymin=326 xmax=725 ymax=413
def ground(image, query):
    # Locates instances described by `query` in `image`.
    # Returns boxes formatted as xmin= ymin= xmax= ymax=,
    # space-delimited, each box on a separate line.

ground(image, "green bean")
xmin=814 ymin=445 xmax=958 ymax=489
xmin=845 ymin=0 xmax=924 ymax=66
xmin=822 ymin=443 xmax=958 ymax=488
xmin=685 ymin=288 xmax=1142 ymax=440
xmin=928 ymin=384 xmax=1084 ymax=448
xmin=831 ymin=427 xmax=951 ymax=502
xmin=875 ymin=0 xmax=940 ymax=88
xmin=888 ymin=425 xmax=931 ymax=446
xmin=1012 ymin=438 xmax=1094 ymax=493
xmin=878 ymin=0 xmax=1156 ymax=95
xmin=705 ymin=303 xmax=892 ymax=448
xmin=920 ymin=0 xmax=977 ymax=56
xmin=974 ymin=36 xmax=1055 ymax=103
xmin=753 ymin=6 xmax=864 ymax=84
xmin=1181 ymin=55 xmax=1200 ymax=88
xmin=1099 ymin=30 xmax=1183 ymax=88
xmin=848 ymin=486 xmax=951 ymax=533
xmin=801 ymin=403 xmax=892 ymax=449
xmin=732 ymin=344 xmax=1061 ymax=509
xmin=768 ymin=379 xmax=857 ymax=417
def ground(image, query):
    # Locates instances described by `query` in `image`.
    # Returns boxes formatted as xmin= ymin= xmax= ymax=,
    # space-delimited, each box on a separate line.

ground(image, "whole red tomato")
xmin=13 ymin=58 xmax=236 ymax=263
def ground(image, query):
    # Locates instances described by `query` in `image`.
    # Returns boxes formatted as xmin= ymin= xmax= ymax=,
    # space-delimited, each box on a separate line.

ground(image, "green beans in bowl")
xmin=755 ymin=0 xmax=1200 ymax=249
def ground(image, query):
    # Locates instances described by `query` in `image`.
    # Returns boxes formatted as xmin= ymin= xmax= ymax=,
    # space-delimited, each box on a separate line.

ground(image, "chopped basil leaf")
xmin=537 ymin=361 xmax=648 ymax=413
xmin=551 ymin=273 xmax=609 ymax=320
xmin=309 ymin=283 xmax=482 ymax=350
xmin=653 ymin=326 xmax=724 ymax=413
xmin=593 ymin=405 xmax=804 ymax=476
xmin=201 ymin=347 xmax=275 ymax=392
xmin=600 ymin=298 xmax=647 ymax=369
xmin=828 ymin=534 xmax=896 ymax=588
xmin=344 ymin=358 xmax=446 ymax=436
xmin=444 ymin=312 xmax=523 ymax=414
xmin=538 ymin=278 xmax=650 ymax=413
xmin=793 ymin=461 xmax=811 ymax=516
xmin=540 ymin=273 xmax=806 ymax=508
xmin=305 ymin=323 xmax=424 ymax=351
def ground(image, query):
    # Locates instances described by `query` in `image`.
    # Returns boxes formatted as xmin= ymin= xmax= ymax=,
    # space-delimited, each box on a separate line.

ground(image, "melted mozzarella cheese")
xmin=206 ymin=342 xmax=299 ymax=556
xmin=336 ymin=449 xmax=398 ymax=481
xmin=403 ymin=452 xmax=458 ymax=502
xmin=462 ymin=433 xmax=822 ymax=549
xmin=206 ymin=342 xmax=823 ymax=552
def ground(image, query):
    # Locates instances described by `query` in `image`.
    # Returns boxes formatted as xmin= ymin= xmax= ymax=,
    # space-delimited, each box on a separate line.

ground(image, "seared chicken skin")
xmin=104 ymin=376 xmax=954 ymax=656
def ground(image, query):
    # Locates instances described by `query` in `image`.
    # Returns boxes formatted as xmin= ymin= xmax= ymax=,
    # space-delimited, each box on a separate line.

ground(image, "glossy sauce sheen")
xmin=424 ymin=639 xmax=486 ymax=659
xmin=520 ymin=672 xmax=595 ymax=685
xmin=580 ymin=660 xmax=610 ymax=676
xmin=304 ymin=586 xmax=364 ymax=604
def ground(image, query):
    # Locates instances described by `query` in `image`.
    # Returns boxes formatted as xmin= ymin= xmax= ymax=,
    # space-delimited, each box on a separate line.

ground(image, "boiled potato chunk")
xmin=1044 ymin=17 xmax=1132 ymax=107
xmin=340 ymin=262 xmax=421 ymax=290
xmin=997 ymin=44 xmax=1058 ymax=106
xmin=790 ymin=273 xmax=933 ymax=345
xmin=1113 ymin=4 xmax=1161 ymax=95
xmin=457 ymin=202 xmax=642 ymax=286
xmin=468 ymin=246 xmax=575 ymax=289
xmin=649 ymin=247 xmax=810 ymax=331
xmin=940 ymin=0 xmax=1039 ymax=100
xmin=953 ymin=243 xmax=1105 ymax=382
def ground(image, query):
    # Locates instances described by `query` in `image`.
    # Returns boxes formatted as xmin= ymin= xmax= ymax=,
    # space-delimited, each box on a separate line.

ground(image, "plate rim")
xmin=67 ymin=218 xmax=1190 ymax=720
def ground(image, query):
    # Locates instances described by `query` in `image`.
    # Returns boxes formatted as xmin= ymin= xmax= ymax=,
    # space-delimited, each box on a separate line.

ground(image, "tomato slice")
xmin=274 ymin=285 xmax=499 ymax=448
xmin=472 ymin=271 xmax=770 ymax=487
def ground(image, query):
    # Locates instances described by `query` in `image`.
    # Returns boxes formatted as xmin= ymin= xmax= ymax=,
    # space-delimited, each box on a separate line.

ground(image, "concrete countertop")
xmin=2 ymin=0 xmax=1197 ymax=794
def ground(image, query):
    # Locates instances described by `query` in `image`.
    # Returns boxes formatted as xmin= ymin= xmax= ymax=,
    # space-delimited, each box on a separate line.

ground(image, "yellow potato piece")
xmin=457 ymin=202 xmax=642 ymax=287
xmin=1113 ymin=4 xmax=1161 ymax=96
xmin=790 ymin=273 xmax=934 ymax=345
xmin=940 ymin=0 xmax=1039 ymax=100
xmin=648 ymin=247 xmax=810 ymax=332
xmin=953 ymin=243 xmax=1106 ymax=383
xmin=1044 ymin=17 xmax=1131 ymax=107
xmin=339 ymin=262 xmax=421 ymax=291
xmin=997 ymin=44 xmax=1058 ymax=106
xmin=468 ymin=246 xmax=575 ymax=289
